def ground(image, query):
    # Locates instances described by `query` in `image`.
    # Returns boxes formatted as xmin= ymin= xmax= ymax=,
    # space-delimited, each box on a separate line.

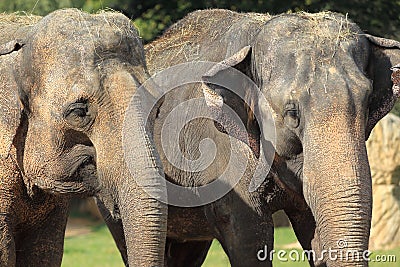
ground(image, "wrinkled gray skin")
xmin=108 ymin=10 xmax=400 ymax=267
xmin=0 ymin=9 xmax=166 ymax=266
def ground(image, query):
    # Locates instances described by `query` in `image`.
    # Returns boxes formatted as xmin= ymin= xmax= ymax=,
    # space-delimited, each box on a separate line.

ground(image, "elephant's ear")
xmin=365 ymin=34 xmax=400 ymax=139
xmin=201 ymin=46 xmax=261 ymax=156
xmin=0 ymin=41 xmax=23 ymax=159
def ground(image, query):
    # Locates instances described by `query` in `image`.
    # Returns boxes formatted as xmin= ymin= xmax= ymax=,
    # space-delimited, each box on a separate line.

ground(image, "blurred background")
xmin=1 ymin=1 xmax=400 ymax=266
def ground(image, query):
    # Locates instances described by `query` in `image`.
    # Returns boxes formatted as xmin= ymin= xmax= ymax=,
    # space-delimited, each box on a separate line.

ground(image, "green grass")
xmin=62 ymin=224 xmax=124 ymax=267
xmin=62 ymin=224 xmax=400 ymax=266
xmin=203 ymin=241 xmax=229 ymax=266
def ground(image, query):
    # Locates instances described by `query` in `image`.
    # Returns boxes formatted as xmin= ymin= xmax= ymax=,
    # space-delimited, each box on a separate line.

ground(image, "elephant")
xmin=0 ymin=9 xmax=166 ymax=266
xmin=104 ymin=9 xmax=400 ymax=267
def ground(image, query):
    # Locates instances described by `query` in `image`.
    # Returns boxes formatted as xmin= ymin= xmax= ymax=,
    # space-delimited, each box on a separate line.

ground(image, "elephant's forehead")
xmin=28 ymin=9 xmax=143 ymax=65
xmin=266 ymin=12 xmax=361 ymax=38
xmin=33 ymin=21 xmax=126 ymax=53
xmin=256 ymin=12 xmax=364 ymax=60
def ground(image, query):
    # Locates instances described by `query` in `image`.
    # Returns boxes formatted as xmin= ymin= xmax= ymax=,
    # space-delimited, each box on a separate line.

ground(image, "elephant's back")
xmin=145 ymin=9 xmax=271 ymax=73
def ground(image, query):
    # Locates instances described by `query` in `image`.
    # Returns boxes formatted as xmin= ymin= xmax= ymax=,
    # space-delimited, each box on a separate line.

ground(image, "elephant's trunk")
xmin=118 ymin=92 xmax=167 ymax=266
xmin=302 ymin=114 xmax=371 ymax=266
xmin=118 ymin=173 xmax=167 ymax=266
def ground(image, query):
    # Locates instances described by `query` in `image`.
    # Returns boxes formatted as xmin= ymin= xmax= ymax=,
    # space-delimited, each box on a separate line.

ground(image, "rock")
xmin=367 ymin=113 xmax=400 ymax=250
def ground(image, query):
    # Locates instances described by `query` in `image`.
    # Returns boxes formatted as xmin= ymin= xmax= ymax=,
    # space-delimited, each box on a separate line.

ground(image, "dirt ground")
xmin=65 ymin=217 xmax=100 ymax=238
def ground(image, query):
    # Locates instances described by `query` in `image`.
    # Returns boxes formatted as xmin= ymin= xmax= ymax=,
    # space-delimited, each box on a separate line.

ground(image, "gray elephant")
xmin=104 ymin=9 xmax=400 ymax=267
xmin=0 ymin=9 xmax=166 ymax=266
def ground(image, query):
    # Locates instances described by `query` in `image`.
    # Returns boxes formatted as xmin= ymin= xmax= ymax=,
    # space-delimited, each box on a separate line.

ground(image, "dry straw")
xmin=0 ymin=12 xmax=42 ymax=25
xmin=145 ymin=9 xmax=271 ymax=68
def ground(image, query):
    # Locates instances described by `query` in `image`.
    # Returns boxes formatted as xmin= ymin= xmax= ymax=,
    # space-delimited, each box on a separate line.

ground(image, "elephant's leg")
xmin=205 ymin=194 xmax=274 ymax=267
xmin=0 ymin=218 xmax=16 ymax=267
xmin=165 ymin=238 xmax=212 ymax=267
xmin=15 ymin=202 xmax=69 ymax=267
xmin=96 ymin=198 xmax=128 ymax=265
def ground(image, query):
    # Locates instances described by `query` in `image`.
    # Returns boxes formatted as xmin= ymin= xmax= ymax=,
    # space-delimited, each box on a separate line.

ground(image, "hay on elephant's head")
xmin=276 ymin=11 xmax=360 ymax=66
xmin=150 ymin=9 xmax=271 ymax=49
xmin=0 ymin=12 xmax=42 ymax=26
xmin=246 ymin=12 xmax=272 ymax=23
xmin=295 ymin=11 xmax=356 ymax=45
xmin=299 ymin=11 xmax=355 ymax=40
xmin=147 ymin=10 xmax=239 ymax=52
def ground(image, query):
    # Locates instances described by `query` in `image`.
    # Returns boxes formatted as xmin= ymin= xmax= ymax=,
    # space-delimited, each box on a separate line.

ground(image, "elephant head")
xmin=0 ymin=9 xmax=166 ymax=266
xmin=203 ymin=12 xmax=400 ymax=266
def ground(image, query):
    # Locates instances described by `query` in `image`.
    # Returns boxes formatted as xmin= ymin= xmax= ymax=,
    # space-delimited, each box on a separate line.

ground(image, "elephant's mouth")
xmin=65 ymin=144 xmax=96 ymax=178
xmin=33 ymin=144 xmax=101 ymax=196
xmin=70 ymin=151 xmax=96 ymax=180
xmin=62 ymin=144 xmax=100 ymax=196
xmin=67 ymin=154 xmax=100 ymax=196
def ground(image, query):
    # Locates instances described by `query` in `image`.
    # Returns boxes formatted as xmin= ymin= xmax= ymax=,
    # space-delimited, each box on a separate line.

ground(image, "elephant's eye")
xmin=67 ymin=103 xmax=88 ymax=117
xmin=64 ymin=100 xmax=94 ymax=129
xmin=285 ymin=109 xmax=298 ymax=118
xmin=284 ymin=102 xmax=300 ymax=128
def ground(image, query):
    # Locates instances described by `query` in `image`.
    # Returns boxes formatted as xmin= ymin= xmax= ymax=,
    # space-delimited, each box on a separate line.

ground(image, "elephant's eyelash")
xmin=285 ymin=109 xmax=298 ymax=117
xmin=74 ymin=97 xmax=89 ymax=104
xmin=64 ymin=102 xmax=88 ymax=118
xmin=284 ymin=102 xmax=299 ymax=117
